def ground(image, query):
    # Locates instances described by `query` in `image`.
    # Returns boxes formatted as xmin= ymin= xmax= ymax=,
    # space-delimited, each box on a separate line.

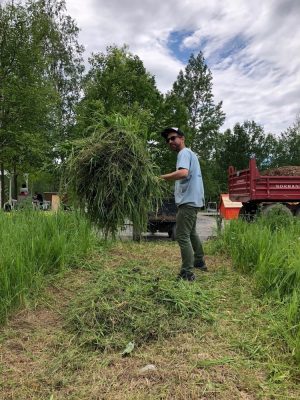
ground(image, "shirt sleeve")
xmin=176 ymin=149 xmax=191 ymax=170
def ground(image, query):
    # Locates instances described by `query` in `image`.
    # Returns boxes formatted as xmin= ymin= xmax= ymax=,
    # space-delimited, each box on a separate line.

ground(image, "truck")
xmin=228 ymin=158 xmax=300 ymax=219
xmin=132 ymin=197 xmax=177 ymax=241
xmin=147 ymin=197 xmax=177 ymax=240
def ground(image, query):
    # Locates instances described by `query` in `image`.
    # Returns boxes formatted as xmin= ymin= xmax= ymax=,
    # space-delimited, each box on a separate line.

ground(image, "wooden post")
xmin=13 ymin=165 xmax=18 ymax=200
xmin=0 ymin=163 xmax=5 ymax=208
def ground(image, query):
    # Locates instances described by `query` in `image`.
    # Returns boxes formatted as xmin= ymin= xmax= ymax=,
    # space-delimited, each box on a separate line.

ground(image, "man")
xmin=160 ymin=127 xmax=207 ymax=281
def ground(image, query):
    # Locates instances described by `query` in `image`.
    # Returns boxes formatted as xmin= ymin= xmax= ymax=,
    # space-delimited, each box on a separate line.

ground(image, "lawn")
xmin=1 ymin=239 xmax=299 ymax=400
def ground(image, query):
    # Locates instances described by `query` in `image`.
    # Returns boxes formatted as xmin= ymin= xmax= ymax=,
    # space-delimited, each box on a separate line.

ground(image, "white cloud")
xmin=65 ymin=0 xmax=300 ymax=135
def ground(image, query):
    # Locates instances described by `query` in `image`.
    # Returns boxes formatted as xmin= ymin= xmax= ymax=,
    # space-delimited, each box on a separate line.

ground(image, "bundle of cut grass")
xmin=64 ymin=116 xmax=165 ymax=238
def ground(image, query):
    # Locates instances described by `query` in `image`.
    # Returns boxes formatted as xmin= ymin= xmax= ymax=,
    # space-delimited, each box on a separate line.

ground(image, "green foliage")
xmin=214 ymin=121 xmax=278 ymax=191
xmin=66 ymin=264 xmax=213 ymax=351
xmin=3 ymin=0 xmax=299 ymax=208
xmin=76 ymin=45 xmax=163 ymax=140
xmin=0 ymin=0 xmax=84 ymax=190
xmin=64 ymin=114 xmax=166 ymax=238
xmin=0 ymin=1 xmax=51 ymax=170
xmin=170 ymin=51 xmax=225 ymax=159
xmin=0 ymin=210 xmax=94 ymax=323
xmin=29 ymin=170 xmax=61 ymax=194
xmin=273 ymin=115 xmax=300 ymax=167
xmin=200 ymin=158 xmax=226 ymax=201
xmin=150 ymin=93 xmax=190 ymax=173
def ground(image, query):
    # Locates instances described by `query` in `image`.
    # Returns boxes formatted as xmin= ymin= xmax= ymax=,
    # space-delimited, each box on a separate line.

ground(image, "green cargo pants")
xmin=176 ymin=205 xmax=204 ymax=274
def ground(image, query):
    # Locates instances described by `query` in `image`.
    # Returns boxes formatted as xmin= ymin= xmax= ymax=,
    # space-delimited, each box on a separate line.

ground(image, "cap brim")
xmin=161 ymin=127 xmax=184 ymax=139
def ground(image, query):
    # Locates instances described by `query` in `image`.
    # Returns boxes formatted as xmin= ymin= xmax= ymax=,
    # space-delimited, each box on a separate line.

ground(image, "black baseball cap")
xmin=160 ymin=127 xmax=185 ymax=139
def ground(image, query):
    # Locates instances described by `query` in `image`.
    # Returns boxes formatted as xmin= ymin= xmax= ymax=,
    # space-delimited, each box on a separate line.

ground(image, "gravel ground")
xmin=117 ymin=213 xmax=218 ymax=242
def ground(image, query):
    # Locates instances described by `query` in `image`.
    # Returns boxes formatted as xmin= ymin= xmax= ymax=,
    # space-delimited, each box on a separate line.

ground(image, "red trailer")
xmin=228 ymin=158 xmax=300 ymax=218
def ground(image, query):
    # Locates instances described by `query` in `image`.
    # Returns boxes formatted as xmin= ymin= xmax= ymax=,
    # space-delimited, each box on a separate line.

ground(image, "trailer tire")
xmin=239 ymin=205 xmax=254 ymax=221
xmin=239 ymin=206 xmax=247 ymax=220
xmin=261 ymin=203 xmax=293 ymax=218
xmin=295 ymin=207 xmax=300 ymax=218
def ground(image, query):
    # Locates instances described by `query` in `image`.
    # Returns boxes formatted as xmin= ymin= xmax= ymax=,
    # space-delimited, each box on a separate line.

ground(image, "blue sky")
xmin=167 ymin=31 xmax=196 ymax=64
xmin=27 ymin=0 xmax=300 ymax=135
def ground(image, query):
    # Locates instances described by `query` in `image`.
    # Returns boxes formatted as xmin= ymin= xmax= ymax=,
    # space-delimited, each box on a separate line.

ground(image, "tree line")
xmin=1 ymin=0 xmax=299 ymax=206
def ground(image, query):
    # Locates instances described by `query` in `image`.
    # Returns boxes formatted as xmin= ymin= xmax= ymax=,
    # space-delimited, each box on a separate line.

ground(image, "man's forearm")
xmin=161 ymin=169 xmax=188 ymax=181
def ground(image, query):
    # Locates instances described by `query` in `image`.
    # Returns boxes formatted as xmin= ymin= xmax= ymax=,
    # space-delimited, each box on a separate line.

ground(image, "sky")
xmin=6 ymin=0 xmax=300 ymax=135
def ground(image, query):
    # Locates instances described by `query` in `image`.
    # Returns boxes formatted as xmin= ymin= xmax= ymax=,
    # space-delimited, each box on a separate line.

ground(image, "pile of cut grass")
xmin=0 ymin=210 xmax=95 ymax=323
xmin=64 ymin=115 xmax=165 ymax=238
xmin=213 ymin=215 xmax=300 ymax=362
xmin=66 ymin=265 xmax=213 ymax=352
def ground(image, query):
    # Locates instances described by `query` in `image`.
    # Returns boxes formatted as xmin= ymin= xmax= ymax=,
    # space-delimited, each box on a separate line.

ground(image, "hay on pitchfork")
xmin=64 ymin=119 xmax=165 ymax=238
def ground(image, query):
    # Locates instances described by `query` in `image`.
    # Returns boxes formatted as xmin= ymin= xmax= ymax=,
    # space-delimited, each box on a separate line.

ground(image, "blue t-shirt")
xmin=174 ymin=148 xmax=205 ymax=207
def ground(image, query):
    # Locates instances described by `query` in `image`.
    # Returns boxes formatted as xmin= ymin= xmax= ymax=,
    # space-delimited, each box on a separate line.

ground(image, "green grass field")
xmin=1 ymin=210 xmax=300 ymax=399
xmin=1 ymin=240 xmax=300 ymax=399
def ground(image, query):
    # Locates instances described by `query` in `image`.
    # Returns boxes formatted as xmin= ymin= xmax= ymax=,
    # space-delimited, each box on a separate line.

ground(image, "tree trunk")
xmin=0 ymin=163 xmax=5 ymax=208
xmin=13 ymin=165 xmax=18 ymax=199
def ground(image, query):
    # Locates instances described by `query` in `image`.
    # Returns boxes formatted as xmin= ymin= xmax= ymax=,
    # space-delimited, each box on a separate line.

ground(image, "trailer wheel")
xmin=239 ymin=206 xmax=255 ymax=221
xmin=239 ymin=206 xmax=247 ymax=220
xmin=295 ymin=207 xmax=300 ymax=218
xmin=261 ymin=203 xmax=293 ymax=218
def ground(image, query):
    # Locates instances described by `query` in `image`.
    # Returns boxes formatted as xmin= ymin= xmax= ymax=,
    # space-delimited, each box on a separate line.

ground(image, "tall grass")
xmin=214 ymin=214 xmax=300 ymax=361
xmin=0 ymin=210 xmax=94 ymax=323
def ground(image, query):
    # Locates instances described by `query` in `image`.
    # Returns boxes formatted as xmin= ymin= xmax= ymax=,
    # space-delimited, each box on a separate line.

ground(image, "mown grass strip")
xmin=196 ymin=357 xmax=235 ymax=368
xmin=1 ymin=241 xmax=300 ymax=399
xmin=66 ymin=263 xmax=214 ymax=352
